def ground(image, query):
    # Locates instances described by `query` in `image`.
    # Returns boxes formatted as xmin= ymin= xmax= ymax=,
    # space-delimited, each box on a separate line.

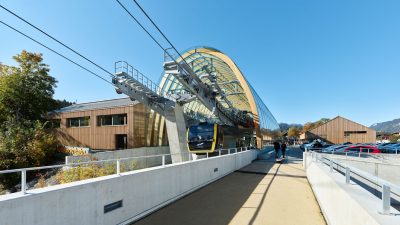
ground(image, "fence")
xmin=0 ymin=146 xmax=252 ymax=196
xmin=304 ymin=149 xmax=400 ymax=214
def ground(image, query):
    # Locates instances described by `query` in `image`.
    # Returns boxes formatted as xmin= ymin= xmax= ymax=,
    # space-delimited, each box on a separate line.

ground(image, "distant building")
xmin=48 ymin=98 xmax=168 ymax=150
xmin=300 ymin=116 xmax=376 ymax=144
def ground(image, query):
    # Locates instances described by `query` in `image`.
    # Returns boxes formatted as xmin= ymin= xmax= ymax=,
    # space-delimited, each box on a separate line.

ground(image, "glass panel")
xmin=112 ymin=114 xmax=127 ymax=125
xmin=79 ymin=117 xmax=90 ymax=127
xmin=67 ymin=117 xmax=90 ymax=127
xmin=98 ymin=115 xmax=112 ymax=126
xmin=97 ymin=114 xmax=127 ymax=126
xmin=68 ymin=118 xmax=80 ymax=127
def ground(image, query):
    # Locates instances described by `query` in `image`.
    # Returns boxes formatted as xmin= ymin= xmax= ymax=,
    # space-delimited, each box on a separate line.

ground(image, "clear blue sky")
xmin=1 ymin=0 xmax=399 ymax=126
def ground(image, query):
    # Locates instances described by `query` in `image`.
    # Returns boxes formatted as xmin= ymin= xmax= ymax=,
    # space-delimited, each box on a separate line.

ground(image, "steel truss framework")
xmin=112 ymin=46 xmax=279 ymax=149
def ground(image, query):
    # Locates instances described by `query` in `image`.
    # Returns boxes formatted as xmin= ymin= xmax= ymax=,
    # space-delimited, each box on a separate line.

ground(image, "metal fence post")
xmin=21 ymin=169 xmax=26 ymax=194
xmin=206 ymin=152 xmax=209 ymax=158
xmin=330 ymin=159 xmax=333 ymax=172
xmin=116 ymin=159 xmax=121 ymax=175
xmin=382 ymin=184 xmax=391 ymax=215
xmin=345 ymin=167 xmax=350 ymax=184
xmin=235 ymin=148 xmax=237 ymax=154
xmin=219 ymin=150 xmax=221 ymax=156
xmin=162 ymin=155 xmax=166 ymax=167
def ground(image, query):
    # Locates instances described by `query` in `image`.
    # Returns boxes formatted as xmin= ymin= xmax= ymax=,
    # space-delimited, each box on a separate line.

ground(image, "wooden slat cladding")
xmin=306 ymin=116 xmax=376 ymax=144
xmin=50 ymin=103 xmax=167 ymax=150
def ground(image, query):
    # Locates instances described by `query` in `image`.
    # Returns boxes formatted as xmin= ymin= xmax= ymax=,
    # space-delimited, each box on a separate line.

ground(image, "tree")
xmin=0 ymin=51 xmax=66 ymax=189
xmin=288 ymin=127 xmax=301 ymax=138
xmin=303 ymin=122 xmax=315 ymax=133
xmin=314 ymin=118 xmax=330 ymax=127
xmin=302 ymin=118 xmax=330 ymax=133
xmin=0 ymin=51 xmax=57 ymax=122
xmin=0 ymin=119 xmax=58 ymax=189
xmin=390 ymin=134 xmax=400 ymax=143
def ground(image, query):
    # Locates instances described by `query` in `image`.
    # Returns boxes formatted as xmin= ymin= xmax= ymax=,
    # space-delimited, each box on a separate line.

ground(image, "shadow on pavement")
xmin=132 ymin=148 xmax=312 ymax=225
xmin=132 ymin=160 xmax=277 ymax=225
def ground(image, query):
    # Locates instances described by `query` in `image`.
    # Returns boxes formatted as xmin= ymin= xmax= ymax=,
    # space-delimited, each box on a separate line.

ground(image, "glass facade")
xmin=159 ymin=46 xmax=279 ymax=145
xmin=247 ymin=82 xmax=280 ymax=133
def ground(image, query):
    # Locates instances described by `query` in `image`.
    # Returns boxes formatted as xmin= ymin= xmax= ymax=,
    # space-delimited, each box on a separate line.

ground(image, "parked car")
xmin=336 ymin=145 xmax=381 ymax=155
xmin=381 ymin=143 xmax=400 ymax=153
xmin=300 ymin=142 xmax=309 ymax=151
xmin=377 ymin=142 xmax=393 ymax=151
xmin=322 ymin=144 xmax=349 ymax=153
xmin=301 ymin=140 xmax=326 ymax=151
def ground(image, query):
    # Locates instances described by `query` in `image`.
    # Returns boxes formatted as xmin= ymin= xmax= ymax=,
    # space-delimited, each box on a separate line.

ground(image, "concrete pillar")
xmin=165 ymin=103 xmax=189 ymax=163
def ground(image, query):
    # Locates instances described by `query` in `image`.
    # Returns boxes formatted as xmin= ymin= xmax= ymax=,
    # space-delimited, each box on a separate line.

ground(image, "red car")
xmin=343 ymin=145 xmax=381 ymax=154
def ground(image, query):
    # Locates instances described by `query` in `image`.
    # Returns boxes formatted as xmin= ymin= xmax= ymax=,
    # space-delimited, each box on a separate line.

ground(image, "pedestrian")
xmin=281 ymin=142 xmax=287 ymax=158
xmin=273 ymin=141 xmax=281 ymax=158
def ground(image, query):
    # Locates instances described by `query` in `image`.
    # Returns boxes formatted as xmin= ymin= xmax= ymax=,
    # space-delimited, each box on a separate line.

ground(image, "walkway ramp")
xmin=133 ymin=149 xmax=326 ymax=225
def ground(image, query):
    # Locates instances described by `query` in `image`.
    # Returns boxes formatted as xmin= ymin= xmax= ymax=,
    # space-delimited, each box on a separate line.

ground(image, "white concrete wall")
xmin=0 ymin=150 xmax=256 ymax=225
xmin=305 ymin=154 xmax=400 ymax=225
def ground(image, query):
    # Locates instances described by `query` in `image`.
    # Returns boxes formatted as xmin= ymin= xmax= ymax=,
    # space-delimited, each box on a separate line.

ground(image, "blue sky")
xmin=1 ymin=0 xmax=399 ymax=126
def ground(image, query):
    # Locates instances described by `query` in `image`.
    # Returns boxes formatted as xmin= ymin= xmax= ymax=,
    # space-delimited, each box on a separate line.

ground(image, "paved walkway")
xmin=133 ymin=148 xmax=326 ymax=225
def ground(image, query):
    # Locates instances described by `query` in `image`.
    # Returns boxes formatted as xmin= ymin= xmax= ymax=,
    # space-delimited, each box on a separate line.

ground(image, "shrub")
xmin=0 ymin=119 xmax=58 ymax=189
xmin=56 ymin=160 xmax=138 ymax=184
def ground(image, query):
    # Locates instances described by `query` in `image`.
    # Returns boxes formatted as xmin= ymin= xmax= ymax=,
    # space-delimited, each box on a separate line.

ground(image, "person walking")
xmin=281 ymin=142 xmax=287 ymax=158
xmin=273 ymin=141 xmax=281 ymax=158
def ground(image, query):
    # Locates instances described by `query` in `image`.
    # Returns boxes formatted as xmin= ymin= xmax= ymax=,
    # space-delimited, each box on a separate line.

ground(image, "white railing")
xmin=0 ymin=147 xmax=252 ymax=196
xmin=305 ymin=150 xmax=400 ymax=215
xmin=305 ymin=147 xmax=400 ymax=163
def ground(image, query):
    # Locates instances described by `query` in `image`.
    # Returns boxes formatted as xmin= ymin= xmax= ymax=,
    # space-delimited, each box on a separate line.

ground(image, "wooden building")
xmin=48 ymin=98 xmax=168 ymax=150
xmin=300 ymin=116 xmax=376 ymax=144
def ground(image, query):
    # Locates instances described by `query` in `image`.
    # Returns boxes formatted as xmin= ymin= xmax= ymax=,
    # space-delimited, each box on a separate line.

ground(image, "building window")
xmin=67 ymin=117 xmax=90 ymax=127
xmin=97 ymin=114 xmax=127 ymax=126
xmin=344 ymin=131 xmax=367 ymax=137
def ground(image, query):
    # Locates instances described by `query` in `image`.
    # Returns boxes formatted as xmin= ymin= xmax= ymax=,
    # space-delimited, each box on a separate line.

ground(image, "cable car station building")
xmin=50 ymin=47 xmax=279 ymax=151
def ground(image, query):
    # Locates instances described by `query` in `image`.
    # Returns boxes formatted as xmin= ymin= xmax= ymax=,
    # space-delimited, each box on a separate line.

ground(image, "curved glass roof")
xmin=160 ymin=46 xmax=279 ymax=133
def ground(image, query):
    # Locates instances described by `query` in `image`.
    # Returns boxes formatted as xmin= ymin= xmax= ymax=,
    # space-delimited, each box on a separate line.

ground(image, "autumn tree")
xmin=288 ymin=126 xmax=301 ymax=138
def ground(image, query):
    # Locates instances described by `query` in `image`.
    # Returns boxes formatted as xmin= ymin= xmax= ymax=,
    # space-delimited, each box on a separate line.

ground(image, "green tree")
xmin=0 ymin=119 xmax=58 ymax=189
xmin=0 ymin=51 xmax=57 ymax=122
xmin=0 ymin=51 xmax=66 ymax=190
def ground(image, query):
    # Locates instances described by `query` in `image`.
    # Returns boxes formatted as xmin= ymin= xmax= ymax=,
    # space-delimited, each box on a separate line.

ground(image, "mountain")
xmin=370 ymin=118 xmax=400 ymax=133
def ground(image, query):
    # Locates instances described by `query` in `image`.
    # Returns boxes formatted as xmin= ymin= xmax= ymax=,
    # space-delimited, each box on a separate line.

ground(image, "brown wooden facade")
xmin=300 ymin=116 xmax=376 ymax=144
xmin=49 ymin=99 xmax=168 ymax=150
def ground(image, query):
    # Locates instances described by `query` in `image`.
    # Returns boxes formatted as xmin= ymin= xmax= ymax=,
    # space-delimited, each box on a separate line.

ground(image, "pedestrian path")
xmin=133 ymin=149 xmax=326 ymax=225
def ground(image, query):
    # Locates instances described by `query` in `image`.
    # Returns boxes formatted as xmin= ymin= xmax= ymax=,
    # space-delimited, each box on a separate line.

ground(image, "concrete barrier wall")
xmin=65 ymin=146 xmax=171 ymax=169
xmin=305 ymin=155 xmax=400 ymax=225
xmin=0 ymin=150 xmax=256 ymax=225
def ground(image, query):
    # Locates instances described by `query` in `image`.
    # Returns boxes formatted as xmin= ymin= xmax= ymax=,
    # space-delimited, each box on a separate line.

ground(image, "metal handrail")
xmin=115 ymin=61 xmax=175 ymax=100
xmin=319 ymin=154 xmax=400 ymax=192
xmin=0 ymin=146 xmax=252 ymax=195
xmin=307 ymin=151 xmax=400 ymax=214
